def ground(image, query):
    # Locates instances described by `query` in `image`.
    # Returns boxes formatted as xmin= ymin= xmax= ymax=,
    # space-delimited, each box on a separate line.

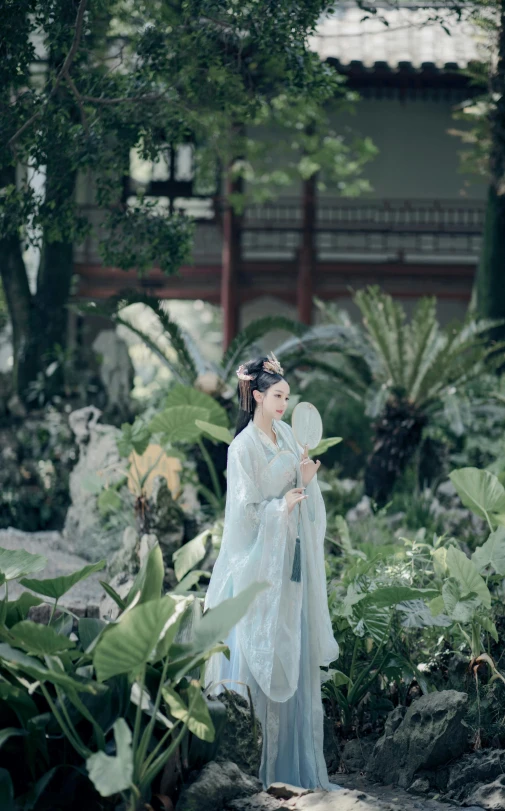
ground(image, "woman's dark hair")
xmin=234 ymin=356 xmax=285 ymax=437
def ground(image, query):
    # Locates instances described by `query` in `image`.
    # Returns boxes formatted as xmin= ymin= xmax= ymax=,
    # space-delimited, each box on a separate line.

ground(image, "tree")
xmin=0 ymin=0 xmax=372 ymax=405
xmin=274 ymin=287 xmax=505 ymax=505
xmin=473 ymin=1 xmax=505 ymax=340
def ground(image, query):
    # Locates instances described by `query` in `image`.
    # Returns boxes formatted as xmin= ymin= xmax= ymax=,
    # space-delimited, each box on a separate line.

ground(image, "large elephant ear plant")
xmin=0 ymin=542 xmax=267 ymax=810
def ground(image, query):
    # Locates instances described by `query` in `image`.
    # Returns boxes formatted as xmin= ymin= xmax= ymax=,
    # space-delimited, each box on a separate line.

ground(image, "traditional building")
xmin=75 ymin=4 xmax=488 ymax=345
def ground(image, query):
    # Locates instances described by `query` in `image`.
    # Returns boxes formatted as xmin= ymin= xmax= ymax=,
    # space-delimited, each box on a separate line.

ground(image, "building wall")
xmin=323 ymin=96 xmax=487 ymax=201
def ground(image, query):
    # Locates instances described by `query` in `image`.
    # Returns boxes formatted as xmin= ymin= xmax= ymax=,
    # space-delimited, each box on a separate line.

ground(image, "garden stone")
xmin=346 ymin=495 xmax=372 ymax=523
xmin=323 ymin=715 xmax=340 ymax=774
xmin=64 ymin=407 xmax=126 ymax=559
xmin=466 ymin=775 xmax=505 ymax=810
xmin=92 ymin=329 xmax=134 ymax=419
xmin=209 ymin=689 xmax=263 ymax=777
xmin=446 ymin=750 xmax=505 ymax=802
xmin=340 ymin=737 xmax=376 ymax=773
xmin=367 ymin=691 xmax=469 ymax=789
xmin=175 ymin=760 xmax=261 ymax=811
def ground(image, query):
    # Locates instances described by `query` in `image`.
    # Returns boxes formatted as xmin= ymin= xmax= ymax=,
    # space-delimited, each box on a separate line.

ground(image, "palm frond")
xmin=113 ymin=315 xmax=193 ymax=385
xmin=221 ymin=316 xmax=306 ymax=379
xmin=405 ymin=297 xmax=439 ymax=399
xmin=354 ymin=287 xmax=406 ymax=388
xmin=280 ymin=354 xmax=368 ymax=403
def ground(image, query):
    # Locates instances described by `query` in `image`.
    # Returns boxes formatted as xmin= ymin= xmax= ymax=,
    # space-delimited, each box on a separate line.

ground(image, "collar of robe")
xmin=251 ymin=419 xmax=282 ymax=452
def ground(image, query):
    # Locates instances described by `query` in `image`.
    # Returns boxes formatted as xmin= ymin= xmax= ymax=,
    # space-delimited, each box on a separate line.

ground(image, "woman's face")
xmin=255 ymin=378 xmax=290 ymax=421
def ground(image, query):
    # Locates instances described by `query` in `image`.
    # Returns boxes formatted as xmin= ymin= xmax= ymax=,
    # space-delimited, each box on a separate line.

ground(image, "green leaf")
xmin=173 ymin=570 xmax=210 ymax=594
xmin=173 ymin=531 xmax=210 ymax=582
xmin=97 ymin=489 xmax=122 ymax=518
xmin=166 ymin=385 xmax=229 ymax=427
xmin=328 ymin=669 xmax=352 ymax=688
xmin=117 ymin=418 xmax=151 ymax=458
xmin=93 ymin=596 xmax=176 ymax=681
xmin=480 ymin=615 xmax=499 ymax=642
xmin=0 ymin=547 xmax=47 ymax=582
xmin=78 ymin=618 xmax=107 ymax=652
xmin=397 ymin=600 xmax=452 ymax=628
xmin=431 ymin=547 xmax=448 ymax=577
xmin=449 ymin=468 xmax=505 ymax=524
xmin=99 ymin=581 xmax=126 ymax=611
xmin=138 ymin=543 xmax=164 ymax=604
xmin=192 ymin=582 xmax=269 ymax=652
xmin=0 ymin=643 xmax=101 ymax=693
xmin=0 ymin=728 xmax=26 ymax=749
xmin=195 ymin=420 xmax=233 ymax=445
xmin=163 ymin=681 xmax=215 ymax=742
xmin=472 ymin=527 xmax=505 ymax=575
xmin=5 ymin=593 xmax=43 ymax=627
xmin=9 ymin=621 xmax=75 ymax=655
xmin=310 ymin=437 xmax=342 ymax=457
xmin=86 ymin=718 xmax=133 ymax=797
xmin=442 ymin=579 xmax=481 ymax=623
xmin=446 ymin=546 xmax=491 ymax=608
xmin=0 ymin=768 xmax=14 ymax=811
xmin=360 ymin=586 xmax=439 ymax=609
xmin=150 ymin=405 xmax=209 ymax=444
xmin=348 ymin=602 xmax=391 ymax=644
xmin=20 ymin=560 xmax=106 ymax=600
xmin=0 ymin=684 xmax=38 ymax=726
xmin=429 ymin=595 xmax=445 ymax=617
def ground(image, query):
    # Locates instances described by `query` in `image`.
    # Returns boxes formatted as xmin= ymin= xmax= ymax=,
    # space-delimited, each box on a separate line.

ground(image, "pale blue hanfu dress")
xmin=204 ymin=418 xmax=341 ymax=791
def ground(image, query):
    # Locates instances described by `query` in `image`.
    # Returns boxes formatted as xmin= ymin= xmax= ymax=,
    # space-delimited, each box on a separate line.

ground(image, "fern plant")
xmin=276 ymin=287 xmax=505 ymax=505
xmin=77 ymin=291 xmax=305 ymax=389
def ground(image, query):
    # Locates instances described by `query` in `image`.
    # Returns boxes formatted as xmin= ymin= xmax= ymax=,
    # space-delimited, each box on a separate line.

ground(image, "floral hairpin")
xmin=263 ymin=352 xmax=284 ymax=376
xmin=236 ymin=364 xmax=255 ymax=382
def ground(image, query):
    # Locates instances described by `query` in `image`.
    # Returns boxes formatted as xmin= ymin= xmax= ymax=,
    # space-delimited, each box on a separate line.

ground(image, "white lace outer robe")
xmin=204 ymin=418 xmax=340 ymax=788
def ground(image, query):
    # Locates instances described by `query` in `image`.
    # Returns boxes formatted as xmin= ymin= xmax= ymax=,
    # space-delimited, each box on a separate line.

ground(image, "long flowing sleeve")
xmin=205 ymin=435 xmax=302 ymax=702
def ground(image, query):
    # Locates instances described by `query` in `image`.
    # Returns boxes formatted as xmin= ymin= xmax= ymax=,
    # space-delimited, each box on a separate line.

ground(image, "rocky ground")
xmin=0 ymin=528 xmax=104 ymax=608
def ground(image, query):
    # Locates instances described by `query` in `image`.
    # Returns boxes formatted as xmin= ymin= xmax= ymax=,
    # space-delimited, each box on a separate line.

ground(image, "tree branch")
xmin=8 ymin=0 xmax=89 ymax=149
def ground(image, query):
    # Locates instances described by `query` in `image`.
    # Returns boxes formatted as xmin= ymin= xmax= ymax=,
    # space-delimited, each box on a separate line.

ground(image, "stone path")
xmin=227 ymin=778 xmax=485 ymax=811
xmin=0 ymin=528 xmax=104 ymax=608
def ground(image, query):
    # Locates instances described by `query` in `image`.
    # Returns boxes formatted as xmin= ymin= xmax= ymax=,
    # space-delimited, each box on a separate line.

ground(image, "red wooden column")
xmin=221 ymin=173 xmax=243 ymax=349
xmin=297 ymin=175 xmax=316 ymax=325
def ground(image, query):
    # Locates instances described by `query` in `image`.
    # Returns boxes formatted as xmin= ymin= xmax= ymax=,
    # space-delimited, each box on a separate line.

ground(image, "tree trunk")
xmin=475 ymin=0 xmax=505 ymax=339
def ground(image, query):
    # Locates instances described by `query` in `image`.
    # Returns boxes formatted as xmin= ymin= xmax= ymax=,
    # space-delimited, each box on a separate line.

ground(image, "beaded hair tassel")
xmin=236 ymin=364 xmax=255 ymax=411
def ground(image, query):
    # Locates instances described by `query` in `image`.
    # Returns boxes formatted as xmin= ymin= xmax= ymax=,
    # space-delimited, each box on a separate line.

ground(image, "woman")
xmin=204 ymin=353 xmax=340 ymax=791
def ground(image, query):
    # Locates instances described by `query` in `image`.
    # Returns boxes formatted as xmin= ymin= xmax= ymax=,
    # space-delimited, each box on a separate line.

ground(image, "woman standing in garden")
xmin=204 ymin=353 xmax=340 ymax=791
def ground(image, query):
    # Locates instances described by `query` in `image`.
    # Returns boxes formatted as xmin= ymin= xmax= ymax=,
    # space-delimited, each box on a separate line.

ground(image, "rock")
xmin=1 ymin=528 xmax=104 ymax=608
xmin=367 ymin=691 xmax=469 ymax=789
xmin=467 ymin=774 xmax=505 ymax=810
xmin=149 ymin=477 xmax=185 ymax=559
xmin=340 ymin=738 xmax=376 ymax=774
xmin=346 ymin=496 xmax=372 ymax=523
xmin=227 ymin=794 xmax=284 ymax=811
xmin=267 ymin=783 xmax=313 ymax=799
xmin=175 ymin=761 xmax=261 ymax=811
xmin=408 ymin=777 xmax=430 ymax=795
xmin=323 ymin=715 xmax=340 ymax=774
xmin=92 ymin=330 xmax=134 ymax=419
xmin=108 ymin=526 xmax=139 ymax=577
xmin=447 ymin=749 xmax=505 ymax=802
xmin=68 ymin=405 xmax=102 ymax=443
xmin=64 ymin=407 xmax=127 ymax=559
xmin=210 ymin=689 xmax=263 ymax=777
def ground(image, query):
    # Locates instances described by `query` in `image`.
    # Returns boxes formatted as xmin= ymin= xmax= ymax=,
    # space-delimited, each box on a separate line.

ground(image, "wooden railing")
xmin=76 ymin=198 xmax=485 ymax=265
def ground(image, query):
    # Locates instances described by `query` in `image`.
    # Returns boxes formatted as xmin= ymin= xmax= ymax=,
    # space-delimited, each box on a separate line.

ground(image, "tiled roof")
xmin=309 ymin=4 xmax=488 ymax=72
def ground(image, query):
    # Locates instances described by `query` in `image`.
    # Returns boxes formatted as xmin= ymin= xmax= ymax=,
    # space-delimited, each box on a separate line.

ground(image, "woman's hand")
xmin=300 ymin=444 xmax=321 ymax=487
xmin=284 ymin=487 xmax=307 ymax=514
